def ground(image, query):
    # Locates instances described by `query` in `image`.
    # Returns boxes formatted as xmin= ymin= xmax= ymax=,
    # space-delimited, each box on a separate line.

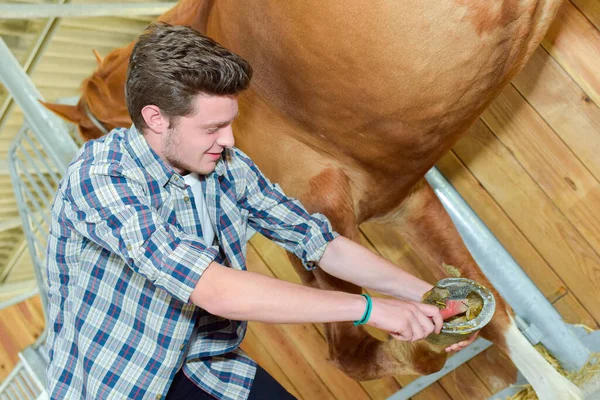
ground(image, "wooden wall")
xmin=1 ymin=1 xmax=599 ymax=399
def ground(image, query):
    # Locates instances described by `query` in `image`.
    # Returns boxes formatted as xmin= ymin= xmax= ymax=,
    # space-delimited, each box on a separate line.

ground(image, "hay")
xmin=505 ymin=345 xmax=600 ymax=400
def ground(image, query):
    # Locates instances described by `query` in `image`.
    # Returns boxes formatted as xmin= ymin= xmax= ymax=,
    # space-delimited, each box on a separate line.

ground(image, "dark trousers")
xmin=166 ymin=366 xmax=297 ymax=399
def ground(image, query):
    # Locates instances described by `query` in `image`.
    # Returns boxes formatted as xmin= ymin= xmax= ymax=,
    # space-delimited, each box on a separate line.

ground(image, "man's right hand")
xmin=366 ymin=298 xmax=445 ymax=341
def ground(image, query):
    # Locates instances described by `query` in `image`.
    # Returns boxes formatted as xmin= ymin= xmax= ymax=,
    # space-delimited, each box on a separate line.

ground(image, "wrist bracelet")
xmin=353 ymin=293 xmax=372 ymax=326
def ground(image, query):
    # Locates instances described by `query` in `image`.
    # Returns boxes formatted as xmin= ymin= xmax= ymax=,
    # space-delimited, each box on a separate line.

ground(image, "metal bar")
xmin=0 ymin=217 xmax=24 ymax=233
xmin=424 ymin=167 xmax=590 ymax=370
xmin=0 ymin=3 xmax=176 ymax=19
xmin=0 ymin=0 xmax=65 ymax=132
xmin=8 ymin=378 xmax=25 ymax=400
xmin=0 ymin=240 xmax=28 ymax=283
xmin=0 ymin=286 xmax=39 ymax=312
xmin=387 ymin=338 xmax=493 ymax=400
xmin=19 ymin=140 xmax=59 ymax=196
xmin=15 ymin=153 xmax=56 ymax=201
xmin=16 ymin=160 xmax=51 ymax=217
xmin=0 ymin=39 xmax=77 ymax=173
xmin=6 ymin=386 xmax=18 ymax=400
xmin=21 ymin=134 xmax=62 ymax=186
xmin=19 ymin=182 xmax=51 ymax=228
xmin=14 ymin=372 xmax=35 ymax=397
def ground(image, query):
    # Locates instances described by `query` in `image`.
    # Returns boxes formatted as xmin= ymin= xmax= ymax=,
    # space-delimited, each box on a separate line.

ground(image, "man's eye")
xmin=206 ymin=127 xmax=219 ymax=134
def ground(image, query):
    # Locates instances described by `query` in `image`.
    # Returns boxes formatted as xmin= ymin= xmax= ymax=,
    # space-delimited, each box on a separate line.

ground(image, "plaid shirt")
xmin=45 ymin=126 xmax=337 ymax=400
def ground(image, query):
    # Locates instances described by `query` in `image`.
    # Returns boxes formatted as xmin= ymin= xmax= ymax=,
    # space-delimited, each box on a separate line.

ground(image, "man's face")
xmin=163 ymin=94 xmax=237 ymax=175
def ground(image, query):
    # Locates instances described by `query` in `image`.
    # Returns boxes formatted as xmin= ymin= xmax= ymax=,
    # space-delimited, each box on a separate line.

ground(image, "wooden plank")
xmin=394 ymin=375 xmax=453 ymax=400
xmin=31 ymin=71 xmax=92 ymax=89
xmin=0 ymin=296 xmax=44 ymax=381
xmin=511 ymin=46 xmax=600 ymax=182
xmin=451 ymin=119 xmax=600 ymax=322
xmin=357 ymin=377 xmax=402 ymax=400
xmin=44 ymin=41 xmax=128 ymax=59
xmin=53 ymin=25 xmax=140 ymax=49
xmin=553 ymin=292 xmax=599 ymax=329
xmin=244 ymin=322 xmax=335 ymax=400
xmin=36 ymin=58 xmax=97 ymax=76
xmin=246 ymin=245 xmax=373 ymax=399
xmin=570 ymin=0 xmax=600 ymax=31
xmin=482 ymin=85 xmax=600 ymax=255
xmin=467 ymin=346 xmax=517 ymax=394
xmin=438 ymin=366 xmax=493 ymax=400
xmin=240 ymin=326 xmax=301 ymax=399
xmin=278 ymin=322 xmax=373 ymax=400
xmin=248 ymin=234 xmax=302 ymax=285
xmin=61 ymin=17 xmax=150 ymax=36
xmin=542 ymin=1 xmax=600 ymax=106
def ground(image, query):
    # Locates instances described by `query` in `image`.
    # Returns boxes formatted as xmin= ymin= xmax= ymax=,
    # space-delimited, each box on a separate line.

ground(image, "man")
xmin=46 ymin=23 xmax=469 ymax=400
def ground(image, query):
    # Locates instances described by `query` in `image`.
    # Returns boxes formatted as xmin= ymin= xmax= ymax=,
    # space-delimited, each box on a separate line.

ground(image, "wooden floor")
xmin=1 ymin=1 xmax=600 ymax=399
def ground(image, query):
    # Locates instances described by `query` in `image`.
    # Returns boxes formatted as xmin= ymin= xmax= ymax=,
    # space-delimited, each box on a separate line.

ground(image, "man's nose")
xmin=217 ymin=125 xmax=235 ymax=148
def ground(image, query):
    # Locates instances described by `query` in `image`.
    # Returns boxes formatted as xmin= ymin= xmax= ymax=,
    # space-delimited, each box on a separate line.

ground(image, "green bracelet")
xmin=353 ymin=293 xmax=372 ymax=326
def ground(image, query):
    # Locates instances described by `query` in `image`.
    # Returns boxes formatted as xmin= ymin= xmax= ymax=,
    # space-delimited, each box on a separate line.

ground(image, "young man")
xmin=45 ymin=23 xmax=470 ymax=400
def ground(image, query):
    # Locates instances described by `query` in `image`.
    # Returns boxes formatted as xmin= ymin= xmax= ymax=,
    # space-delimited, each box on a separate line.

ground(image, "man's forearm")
xmin=190 ymin=261 xmax=368 ymax=323
xmin=318 ymin=236 xmax=434 ymax=301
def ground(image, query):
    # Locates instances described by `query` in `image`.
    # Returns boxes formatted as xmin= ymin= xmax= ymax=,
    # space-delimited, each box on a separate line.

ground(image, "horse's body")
xmin=45 ymin=1 xmax=582 ymax=398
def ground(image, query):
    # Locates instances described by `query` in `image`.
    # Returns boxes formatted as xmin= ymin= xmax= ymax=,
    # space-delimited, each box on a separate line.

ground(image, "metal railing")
xmin=7 ymin=123 xmax=77 ymax=330
xmin=0 ymin=355 xmax=47 ymax=400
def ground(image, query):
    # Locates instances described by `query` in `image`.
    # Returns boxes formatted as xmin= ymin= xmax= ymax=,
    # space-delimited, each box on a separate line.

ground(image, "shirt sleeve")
xmin=61 ymin=162 xmax=219 ymax=303
xmin=233 ymin=149 xmax=339 ymax=270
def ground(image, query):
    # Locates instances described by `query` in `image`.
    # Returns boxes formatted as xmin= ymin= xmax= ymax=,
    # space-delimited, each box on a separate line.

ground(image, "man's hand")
xmin=367 ymin=298 xmax=444 ymax=341
xmin=445 ymin=332 xmax=479 ymax=352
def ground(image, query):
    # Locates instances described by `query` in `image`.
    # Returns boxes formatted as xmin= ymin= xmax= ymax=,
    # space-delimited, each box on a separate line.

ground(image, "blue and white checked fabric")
xmin=45 ymin=125 xmax=338 ymax=399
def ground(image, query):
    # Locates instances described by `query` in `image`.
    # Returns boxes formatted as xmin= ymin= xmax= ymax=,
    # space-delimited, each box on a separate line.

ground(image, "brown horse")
xmin=44 ymin=1 xmax=581 ymax=398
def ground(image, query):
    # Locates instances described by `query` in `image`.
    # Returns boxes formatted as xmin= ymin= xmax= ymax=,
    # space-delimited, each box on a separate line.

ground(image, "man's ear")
xmin=40 ymin=101 xmax=82 ymax=124
xmin=140 ymin=105 xmax=168 ymax=133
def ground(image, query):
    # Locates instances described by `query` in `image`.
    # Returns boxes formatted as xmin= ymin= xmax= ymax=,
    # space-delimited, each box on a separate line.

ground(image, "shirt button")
xmin=156 ymin=395 xmax=162 ymax=400
xmin=183 ymin=196 xmax=190 ymax=202
xmin=126 ymin=244 xmax=132 ymax=251
xmin=180 ymin=343 xmax=186 ymax=350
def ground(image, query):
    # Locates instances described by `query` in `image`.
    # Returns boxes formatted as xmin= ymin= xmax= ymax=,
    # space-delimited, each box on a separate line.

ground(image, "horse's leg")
xmin=388 ymin=178 xmax=582 ymax=399
xmin=286 ymin=167 xmax=448 ymax=380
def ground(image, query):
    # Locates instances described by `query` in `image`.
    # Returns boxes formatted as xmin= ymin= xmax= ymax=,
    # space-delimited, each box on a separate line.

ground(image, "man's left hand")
xmin=444 ymin=331 xmax=478 ymax=352
xmin=440 ymin=299 xmax=479 ymax=353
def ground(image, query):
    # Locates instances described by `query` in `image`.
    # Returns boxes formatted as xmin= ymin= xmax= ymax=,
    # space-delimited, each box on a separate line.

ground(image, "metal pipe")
xmin=0 ymin=3 xmax=176 ymax=19
xmin=425 ymin=167 xmax=590 ymax=370
xmin=0 ymin=39 xmax=77 ymax=173
xmin=388 ymin=338 xmax=493 ymax=400
xmin=0 ymin=0 xmax=64 ymax=131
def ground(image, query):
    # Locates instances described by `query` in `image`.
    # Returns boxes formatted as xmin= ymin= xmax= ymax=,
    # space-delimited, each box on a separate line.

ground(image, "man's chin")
xmin=196 ymin=165 xmax=217 ymax=175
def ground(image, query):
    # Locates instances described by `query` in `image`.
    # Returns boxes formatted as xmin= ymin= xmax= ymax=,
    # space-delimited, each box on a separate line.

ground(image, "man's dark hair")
xmin=125 ymin=22 xmax=253 ymax=130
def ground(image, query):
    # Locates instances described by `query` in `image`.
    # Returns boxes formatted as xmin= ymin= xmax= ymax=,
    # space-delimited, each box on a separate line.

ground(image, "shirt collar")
xmin=124 ymin=125 xmax=227 ymax=187
xmin=124 ymin=124 xmax=174 ymax=187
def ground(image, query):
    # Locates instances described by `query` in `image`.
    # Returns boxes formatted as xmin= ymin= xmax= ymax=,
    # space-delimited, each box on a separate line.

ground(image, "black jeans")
xmin=166 ymin=366 xmax=297 ymax=399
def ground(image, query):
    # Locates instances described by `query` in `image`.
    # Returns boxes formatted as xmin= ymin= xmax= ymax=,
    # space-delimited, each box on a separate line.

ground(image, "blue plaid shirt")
xmin=45 ymin=126 xmax=337 ymax=399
